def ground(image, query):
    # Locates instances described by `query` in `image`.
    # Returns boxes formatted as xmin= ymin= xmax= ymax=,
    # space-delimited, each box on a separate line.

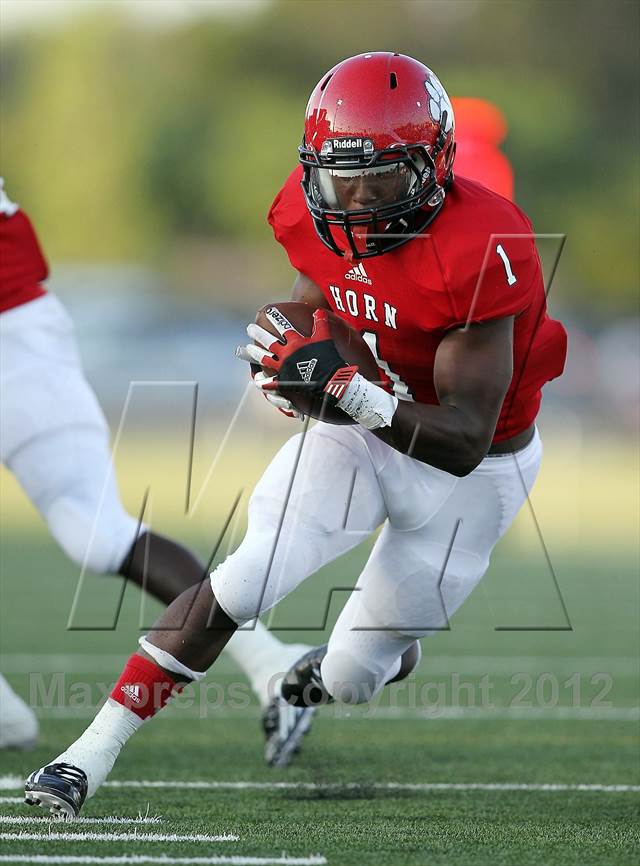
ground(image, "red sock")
xmin=110 ymin=653 xmax=182 ymax=720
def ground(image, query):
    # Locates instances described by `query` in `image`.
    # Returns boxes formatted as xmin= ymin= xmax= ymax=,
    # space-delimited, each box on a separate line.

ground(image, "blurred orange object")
xmin=451 ymin=97 xmax=514 ymax=201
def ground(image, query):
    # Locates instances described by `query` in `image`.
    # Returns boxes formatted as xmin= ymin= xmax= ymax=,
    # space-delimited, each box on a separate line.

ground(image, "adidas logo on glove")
xmin=296 ymin=359 xmax=318 ymax=383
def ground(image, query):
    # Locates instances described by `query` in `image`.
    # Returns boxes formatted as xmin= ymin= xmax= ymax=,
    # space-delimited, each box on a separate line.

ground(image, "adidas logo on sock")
xmin=120 ymin=684 xmax=142 ymax=704
xmin=296 ymin=359 xmax=318 ymax=383
xmin=345 ymin=263 xmax=372 ymax=285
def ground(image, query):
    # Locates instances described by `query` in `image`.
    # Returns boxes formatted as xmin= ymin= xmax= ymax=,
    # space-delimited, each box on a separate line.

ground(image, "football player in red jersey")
xmin=26 ymin=53 xmax=566 ymax=818
xmin=0 ymin=180 xmax=313 ymax=762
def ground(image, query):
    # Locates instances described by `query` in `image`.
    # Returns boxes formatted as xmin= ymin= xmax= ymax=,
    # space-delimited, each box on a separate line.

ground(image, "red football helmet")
xmin=299 ymin=52 xmax=456 ymax=259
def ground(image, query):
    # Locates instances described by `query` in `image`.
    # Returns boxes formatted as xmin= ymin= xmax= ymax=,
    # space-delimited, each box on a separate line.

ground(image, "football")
xmin=254 ymin=301 xmax=381 ymax=424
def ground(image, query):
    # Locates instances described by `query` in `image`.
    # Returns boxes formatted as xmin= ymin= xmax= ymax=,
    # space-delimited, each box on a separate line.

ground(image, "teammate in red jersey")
xmin=26 ymin=53 xmax=566 ymax=818
xmin=0 ymin=180 xmax=312 ymax=761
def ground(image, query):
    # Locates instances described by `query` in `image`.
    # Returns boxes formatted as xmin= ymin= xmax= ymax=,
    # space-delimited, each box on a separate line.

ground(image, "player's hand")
xmin=239 ymin=307 xmax=358 ymax=400
xmin=254 ymin=370 xmax=305 ymax=420
xmin=236 ymin=342 xmax=305 ymax=420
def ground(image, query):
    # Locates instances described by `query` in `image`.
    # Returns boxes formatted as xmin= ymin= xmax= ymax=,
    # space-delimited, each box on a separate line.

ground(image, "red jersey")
xmin=268 ymin=168 xmax=567 ymax=443
xmin=0 ymin=182 xmax=48 ymax=314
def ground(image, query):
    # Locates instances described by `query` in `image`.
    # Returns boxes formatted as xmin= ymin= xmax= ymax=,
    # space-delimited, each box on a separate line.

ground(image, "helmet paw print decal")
xmin=425 ymin=76 xmax=454 ymax=132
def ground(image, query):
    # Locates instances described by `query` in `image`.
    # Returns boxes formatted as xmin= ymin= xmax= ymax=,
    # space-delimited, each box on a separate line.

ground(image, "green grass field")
xmin=1 ymin=431 xmax=638 ymax=865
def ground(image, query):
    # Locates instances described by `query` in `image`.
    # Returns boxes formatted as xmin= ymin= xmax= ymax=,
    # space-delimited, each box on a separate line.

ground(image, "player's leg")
xmin=6 ymin=425 xmax=143 ymax=576
xmin=286 ymin=430 xmax=543 ymax=706
xmin=0 ymin=296 xmax=119 ymax=752
xmin=1 ymin=294 xmax=311 ymax=737
xmin=26 ymin=424 xmax=387 ymax=814
xmin=6 ymin=419 xmax=318 ymax=761
xmin=222 ymin=623 xmax=320 ymax=767
xmin=0 ymin=674 xmax=38 ymax=749
xmin=1 ymin=295 xmax=225 ymax=599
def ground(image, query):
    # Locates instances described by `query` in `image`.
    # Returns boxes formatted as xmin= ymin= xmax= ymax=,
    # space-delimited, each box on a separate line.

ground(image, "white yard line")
xmin=0 ymin=796 xmax=23 ymax=803
xmin=0 ymin=816 xmax=161 ymax=826
xmin=0 ymin=778 xmax=24 ymax=791
xmin=351 ymin=706 xmax=640 ymax=721
xmin=0 ymin=832 xmax=238 ymax=843
xmin=101 ymin=780 xmax=640 ymax=793
xmin=75 ymin=780 xmax=640 ymax=794
xmin=0 ymin=858 xmax=327 ymax=866
xmin=2 ymin=653 xmax=637 ymax=675
xmin=1 ymin=655 xmax=128 ymax=673
xmin=2 ymin=775 xmax=638 ymax=796
xmin=25 ymin=705 xmax=640 ymax=722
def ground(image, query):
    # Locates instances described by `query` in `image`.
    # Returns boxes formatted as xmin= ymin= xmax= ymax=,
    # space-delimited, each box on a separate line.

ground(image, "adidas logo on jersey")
xmin=345 ymin=263 xmax=372 ymax=285
xmin=296 ymin=359 xmax=317 ymax=383
xmin=120 ymin=684 xmax=142 ymax=704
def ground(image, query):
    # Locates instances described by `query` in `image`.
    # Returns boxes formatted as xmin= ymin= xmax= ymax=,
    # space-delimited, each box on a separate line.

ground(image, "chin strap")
xmin=325 ymin=370 xmax=398 ymax=430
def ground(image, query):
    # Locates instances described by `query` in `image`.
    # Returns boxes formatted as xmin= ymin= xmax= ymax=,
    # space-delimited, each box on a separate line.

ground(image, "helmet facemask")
xmin=300 ymin=140 xmax=447 ymax=259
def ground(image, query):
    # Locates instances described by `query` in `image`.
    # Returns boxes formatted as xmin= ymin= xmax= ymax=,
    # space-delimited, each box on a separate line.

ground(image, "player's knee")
xmin=209 ymin=539 xmax=276 ymax=626
xmin=321 ymin=648 xmax=381 ymax=705
xmin=44 ymin=495 xmax=139 ymax=575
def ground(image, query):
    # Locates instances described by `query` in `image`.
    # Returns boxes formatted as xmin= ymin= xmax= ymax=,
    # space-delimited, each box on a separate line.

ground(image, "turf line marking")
xmin=0 ymin=831 xmax=238 ymax=843
xmin=29 ymin=705 xmax=640 ymax=722
xmin=0 ymin=858 xmax=327 ymax=866
xmin=0 ymin=816 xmax=162 ymax=826
xmin=357 ymin=706 xmax=640 ymax=721
xmin=2 ymin=775 xmax=638 ymax=795
xmin=0 ymin=797 xmax=23 ymax=804
xmin=102 ymin=780 xmax=640 ymax=794
xmin=3 ymin=652 xmax=637 ymax=674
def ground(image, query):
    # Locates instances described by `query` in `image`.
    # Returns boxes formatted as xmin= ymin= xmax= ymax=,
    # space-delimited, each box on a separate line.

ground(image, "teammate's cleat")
xmin=262 ymin=696 xmax=316 ymax=767
xmin=0 ymin=674 xmax=39 ymax=749
xmin=25 ymin=763 xmax=88 ymax=820
xmin=281 ymin=644 xmax=332 ymax=708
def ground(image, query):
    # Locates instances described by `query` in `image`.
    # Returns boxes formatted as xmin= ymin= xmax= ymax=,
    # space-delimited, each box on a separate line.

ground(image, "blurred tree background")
xmin=1 ymin=0 xmax=638 ymax=313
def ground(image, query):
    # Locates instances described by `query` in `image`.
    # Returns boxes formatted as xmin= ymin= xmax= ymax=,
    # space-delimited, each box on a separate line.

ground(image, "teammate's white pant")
xmin=212 ymin=422 xmax=542 ymax=704
xmin=1 ymin=294 xmax=141 ymax=573
xmin=0 ymin=294 xmax=301 ymax=711
xmin=0 ymin=674 xmax=38 ymax=749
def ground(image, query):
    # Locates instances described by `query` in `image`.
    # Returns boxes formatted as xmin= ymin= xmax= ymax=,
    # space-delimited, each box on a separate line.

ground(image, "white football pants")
xmin=1 ymin=294 xmax=142 ymax=573
xmin=212 ymin=422 xmax=542 ymax=704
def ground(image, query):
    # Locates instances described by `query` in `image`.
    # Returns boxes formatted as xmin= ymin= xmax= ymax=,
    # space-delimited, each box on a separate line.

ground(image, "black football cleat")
xmin=280 ymin=644 xmax=333 ymax=709
xmin=262 ymin=696 xmax=316 ymax=768
xmin=25 ymin=763 xmax=88 ymax=820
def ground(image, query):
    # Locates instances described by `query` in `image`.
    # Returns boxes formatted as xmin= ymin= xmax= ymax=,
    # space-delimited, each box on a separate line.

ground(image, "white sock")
xmin=53 ymin=699 xmax=144 ymax=798
xmin=223 ymin=619 xmax=282 ymax=671
xmin=224 ymin=622 xmax=311 ymax=708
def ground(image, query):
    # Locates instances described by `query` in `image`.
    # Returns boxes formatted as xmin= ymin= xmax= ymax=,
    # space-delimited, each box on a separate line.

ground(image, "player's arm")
xmin=287 ymin=272 xmax=513 ymax=475
xmin=371 ymin=316 xmax=514 ymax=476
xmin=291 ymin=271 xmax=331 ymax=309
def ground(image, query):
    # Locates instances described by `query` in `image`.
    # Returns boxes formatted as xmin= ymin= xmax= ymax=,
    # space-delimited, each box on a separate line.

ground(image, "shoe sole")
xmin=25 ymin=787 xmax=77 ymax=820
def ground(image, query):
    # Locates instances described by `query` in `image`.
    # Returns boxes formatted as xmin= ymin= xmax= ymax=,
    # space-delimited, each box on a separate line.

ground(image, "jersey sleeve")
xmin=267 ymin=166 xmax=313 ymax=273
xmin=457 ymin=236 xmax=542 ymax=326
xmin=0 ymin=204 xmax=49 ymax=295
xmin=435 ymin=191 xmax=544 ymax=328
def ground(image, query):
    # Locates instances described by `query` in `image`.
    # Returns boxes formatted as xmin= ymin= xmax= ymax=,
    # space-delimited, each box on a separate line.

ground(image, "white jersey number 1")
xmin=496 ymin=243 xmax=517 ymax=286
xmin=362 ymin=331 xmax=414 ymax=402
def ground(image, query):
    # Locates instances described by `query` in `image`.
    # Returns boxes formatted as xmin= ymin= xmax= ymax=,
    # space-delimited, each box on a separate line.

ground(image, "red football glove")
xmin=238 ymin=306 xmax=358 ymax=401
xmin=253 ymin=369 xmax=305 ymax=420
